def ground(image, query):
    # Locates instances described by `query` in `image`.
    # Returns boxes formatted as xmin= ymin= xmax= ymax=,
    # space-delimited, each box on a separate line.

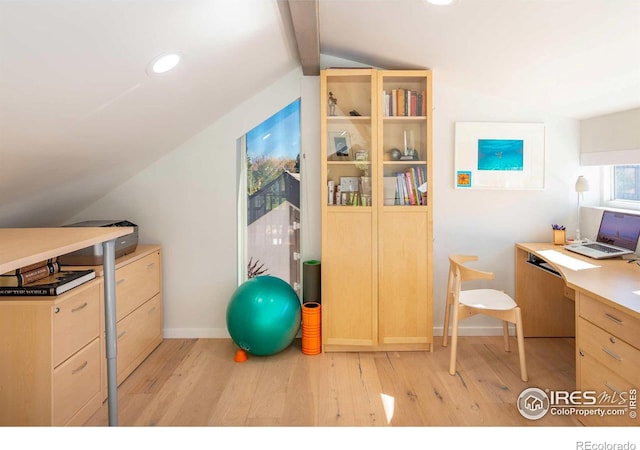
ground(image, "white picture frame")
xmin=454 ymin=122 xmax=545 ymax=189
xmin=328 ymin=131 xmax=351 ymax=160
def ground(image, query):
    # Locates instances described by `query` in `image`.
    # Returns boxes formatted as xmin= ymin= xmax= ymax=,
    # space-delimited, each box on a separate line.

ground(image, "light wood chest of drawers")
xmin=0 ymin=280 xmax=103 ymax=426
xmin=576 ymin=292 xmax=639 ymax=426
xmin=95 ymin=245 xmax=163 ymax=400
xmin=0 ymin=245 xmax=163 ymax=426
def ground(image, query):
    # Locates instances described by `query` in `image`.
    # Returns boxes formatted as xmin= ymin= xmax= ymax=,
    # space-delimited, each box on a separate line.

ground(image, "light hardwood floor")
xmin=84 ymin=336 xmax=582 ymax=427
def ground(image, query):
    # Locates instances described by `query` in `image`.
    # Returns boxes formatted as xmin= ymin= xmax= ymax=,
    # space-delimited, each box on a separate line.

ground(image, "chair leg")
xmin=515 ymin=308 xmax=528 ymax=382
xmin=502 ymin=321 xmax=510 ymax=352
xmin=442 ymin=302 xmax=451 ymax=347
xmin=449 ymin=306 xmax=460 ymax=376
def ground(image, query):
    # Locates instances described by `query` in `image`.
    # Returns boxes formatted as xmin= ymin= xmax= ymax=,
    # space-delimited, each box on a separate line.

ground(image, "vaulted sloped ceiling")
xmin=316 ymin=0 xmax=640 ymax=119
xmin=1 ymin=0 xmax=639 ymax=226
xmin=0 ymin=0 xmax=299 ymax=226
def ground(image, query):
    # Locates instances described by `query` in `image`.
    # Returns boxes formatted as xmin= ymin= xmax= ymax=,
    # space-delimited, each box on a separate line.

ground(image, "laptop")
xmin=564 ymin=210 xmax=640 ymax=259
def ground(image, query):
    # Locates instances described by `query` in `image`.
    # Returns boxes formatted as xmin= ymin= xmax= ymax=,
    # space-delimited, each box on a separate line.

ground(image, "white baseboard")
xmin=435 ymin=324 xmax=517 ymax=337
xmin=163 ymin=325 xmax=515 ymax=340
xmin=163 ymin=328 xmax=230 ymax=339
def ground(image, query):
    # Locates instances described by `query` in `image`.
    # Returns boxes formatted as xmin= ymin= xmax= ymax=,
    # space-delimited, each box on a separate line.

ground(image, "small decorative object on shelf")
xmin=552 ymin=224 xmax=566 ymax=245
xmin=328 ymin=92 xmax=337 ymax=116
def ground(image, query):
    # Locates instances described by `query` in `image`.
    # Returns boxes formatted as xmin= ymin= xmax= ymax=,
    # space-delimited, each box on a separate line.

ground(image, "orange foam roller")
xmin=301 ymin=302 xmax=321 ymax=355
xmin=302 ymin=302 xmax=321 ymax=327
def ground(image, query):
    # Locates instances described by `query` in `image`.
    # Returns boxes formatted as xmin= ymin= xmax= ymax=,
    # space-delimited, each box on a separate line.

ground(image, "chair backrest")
xmin=447 ymin=255 xmax=495 ymax=306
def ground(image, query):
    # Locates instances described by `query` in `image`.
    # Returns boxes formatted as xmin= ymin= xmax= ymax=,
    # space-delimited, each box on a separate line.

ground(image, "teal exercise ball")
xmin=226 ymin=275 xmax=301 ymax=356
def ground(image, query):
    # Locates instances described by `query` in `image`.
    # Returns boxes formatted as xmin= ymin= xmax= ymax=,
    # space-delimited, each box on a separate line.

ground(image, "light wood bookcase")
xmin=320 ymin=68 xmax=433 ymax=352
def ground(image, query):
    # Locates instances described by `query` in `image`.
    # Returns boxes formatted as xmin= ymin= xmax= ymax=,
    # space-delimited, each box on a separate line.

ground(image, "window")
xmin=238 ymin=99 xmax=301 ymax=296
xmin=613 ymin=165 xmax=640 ymax=201
xmin=602 ymin=164 xmax=640 ymax=211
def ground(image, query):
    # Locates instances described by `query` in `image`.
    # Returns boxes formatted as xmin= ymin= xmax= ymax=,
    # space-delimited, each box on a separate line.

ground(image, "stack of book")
xmin=382 ymin=88 xmax=427 ymax=117
xmin=0 ymin=258 xmax=95 ymax=296
xmin=394 ymin=167 xmax=427 ymax=205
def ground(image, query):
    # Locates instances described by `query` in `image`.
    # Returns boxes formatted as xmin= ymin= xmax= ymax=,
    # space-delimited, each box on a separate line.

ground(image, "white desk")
xmin=0 ymin=227 xmax=133 ymax=426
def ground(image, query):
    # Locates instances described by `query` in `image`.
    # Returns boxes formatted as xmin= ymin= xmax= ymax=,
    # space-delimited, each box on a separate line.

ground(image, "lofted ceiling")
xmin=0 ymin=0 xmax=639 ymax=225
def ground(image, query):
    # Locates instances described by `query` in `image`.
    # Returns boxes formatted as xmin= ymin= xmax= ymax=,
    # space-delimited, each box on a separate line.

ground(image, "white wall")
xmin=431 ymin=78 xmax=586 ymax=335
xmin=68 ymin=67 xmax=308 ymax=338
xmin=69 ymin=64 xmax=587 ymax=338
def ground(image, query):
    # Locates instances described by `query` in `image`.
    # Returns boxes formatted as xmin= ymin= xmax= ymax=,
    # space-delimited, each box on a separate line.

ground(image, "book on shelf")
xmin=0 ymin=261 xmax=60 ymax=287
xmin=0 ymin=269 xmax=96 ymax=296
xmin=3 ymin=257 xmax=58 ymax=275
xmin=383 ymin=88 xmax=427 ymax=117
xmin=393 ymin=167 xmax=427 ymax=205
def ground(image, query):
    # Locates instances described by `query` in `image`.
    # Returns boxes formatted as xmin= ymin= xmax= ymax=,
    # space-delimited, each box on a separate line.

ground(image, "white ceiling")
xmin=319 ymin=0 xmax=640 ymax=119
xmin=0 ymin=0 xmax=639 ymax=224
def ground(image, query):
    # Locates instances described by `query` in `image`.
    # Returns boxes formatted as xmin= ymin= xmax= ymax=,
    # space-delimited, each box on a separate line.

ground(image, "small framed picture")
xmin=328 ymin=131 xmax=351 ymax=159
xmin=355 ymin=150 xmax=368 ymax=161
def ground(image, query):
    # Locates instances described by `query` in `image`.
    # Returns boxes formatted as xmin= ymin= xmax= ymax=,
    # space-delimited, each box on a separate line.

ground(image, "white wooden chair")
xmin=442 ymin=254 xmax=528 ymax=382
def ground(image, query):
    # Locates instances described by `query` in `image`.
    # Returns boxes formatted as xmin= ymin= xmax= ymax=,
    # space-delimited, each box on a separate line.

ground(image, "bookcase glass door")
xmin=324 ymin=72 xmax=375 ymax=208
xmin=239 ymin=98 xmax=301 ymax=297
xmin=379 ymin=73 xmax=428 ymax=207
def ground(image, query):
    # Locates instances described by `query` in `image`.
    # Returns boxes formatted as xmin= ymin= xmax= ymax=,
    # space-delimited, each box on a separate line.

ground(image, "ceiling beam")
xmin=286 ymin=0 xmax=320 ymax=76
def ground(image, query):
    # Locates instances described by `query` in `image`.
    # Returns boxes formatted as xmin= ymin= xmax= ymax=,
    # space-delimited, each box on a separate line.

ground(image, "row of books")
xmin=384 ymin=167 xmax=427 ymax=206
xmin=382 ymin=89 xmax=427 ymax=117
xmin=0 ymin=257 xmax=95 ymax=296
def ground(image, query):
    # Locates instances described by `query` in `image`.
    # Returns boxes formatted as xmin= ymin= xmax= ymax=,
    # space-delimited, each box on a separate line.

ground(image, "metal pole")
xmin=102 ymin=239 xmax=118 ymax=426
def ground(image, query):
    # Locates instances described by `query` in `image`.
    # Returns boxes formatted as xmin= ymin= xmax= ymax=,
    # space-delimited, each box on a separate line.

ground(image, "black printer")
xmin=58 ymin=220 xmax=139 ymax=265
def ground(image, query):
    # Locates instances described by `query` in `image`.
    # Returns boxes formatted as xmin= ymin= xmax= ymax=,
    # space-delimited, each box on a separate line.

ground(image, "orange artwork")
xmin=457 ymin=171 xmax=471 ymax=187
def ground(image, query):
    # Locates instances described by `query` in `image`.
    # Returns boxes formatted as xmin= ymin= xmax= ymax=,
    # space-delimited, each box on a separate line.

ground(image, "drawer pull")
xmin=117 ymin=330 xmax=127 ymax=339
xmin=146 ymin=263 xmax=156 ymax=269
xmin=72 ymin=361 xmax=88 ymax=374
xmin=579 ymin=349 xmax=585 ymax=357
xmin=148 ymin=306 xmax=157 ymax=315
xmin=604 ymin=313 xmax=623 ymax=325
xmin=117 ymin=278 xmax=126 ymax=285
xmin=609 ymin=336 xmax=616 ymax=344
xmin=602 ymin=347 xmax=622 ymax=361
xmin=605 ymin=382 xmax=622 ymax=394
xmin=54 ymin=306 xmax=60 ymax=314
xmin=71 ymin=302 xmax=88 ymax=313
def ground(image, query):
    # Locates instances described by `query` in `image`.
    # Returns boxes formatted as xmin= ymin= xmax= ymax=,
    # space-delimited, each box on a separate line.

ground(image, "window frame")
xmin=601 ymin=165 xmax=640 ymax=212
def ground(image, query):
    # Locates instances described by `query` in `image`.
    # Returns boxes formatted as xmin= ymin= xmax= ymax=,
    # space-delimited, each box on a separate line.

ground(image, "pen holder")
xmin=553 ymin=229 xmax=566 ymax=245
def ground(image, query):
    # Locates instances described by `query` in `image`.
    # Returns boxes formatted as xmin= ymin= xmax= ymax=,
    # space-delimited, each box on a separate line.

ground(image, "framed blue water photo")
xmin=454 ymin=122 xmax=545 ymax=189
xmin=477 ymin=139 xmax=524 ymax=171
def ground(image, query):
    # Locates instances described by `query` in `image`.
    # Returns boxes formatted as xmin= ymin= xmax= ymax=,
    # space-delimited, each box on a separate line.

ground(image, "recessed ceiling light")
xmin=147 ymin=53 xmax=181 ymax=75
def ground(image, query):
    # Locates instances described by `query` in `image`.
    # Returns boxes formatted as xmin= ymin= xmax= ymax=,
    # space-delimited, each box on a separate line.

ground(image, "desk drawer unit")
xmin=578 ymin=317 xmax=639 ymax=388
xmin=0 ymin=278 xmax=102 ymax=426
xmin=53 ymin=338 xmax=101 ymax=426
xmin=98 ymin=245 xmax=163 ymax=401
xmin=579 ymin=294 xmax=640 ymax=349
xmin=115 ymin=250 xmax=161 ymax=321
xmin=579 ymin=354 xmax=637 ymax=427
xmin=115 ymin=294 xmax=163 ymax=384
xmin=53 ymin=282 xmax=101 ymax=367
xmin=577 ymin=293 xmax=639 ymax=426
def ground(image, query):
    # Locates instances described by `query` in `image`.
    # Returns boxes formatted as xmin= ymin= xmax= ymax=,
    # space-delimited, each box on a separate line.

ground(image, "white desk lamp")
xmin=575 ymin=175 xmax=590 ymax=242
